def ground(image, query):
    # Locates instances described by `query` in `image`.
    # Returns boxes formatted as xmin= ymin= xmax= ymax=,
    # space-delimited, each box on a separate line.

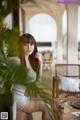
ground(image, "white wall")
xmin=3 ymin=13 xmax=13 ymax=29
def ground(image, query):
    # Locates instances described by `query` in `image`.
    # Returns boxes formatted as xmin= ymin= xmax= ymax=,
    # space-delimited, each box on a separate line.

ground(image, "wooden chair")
xmin=42 ymin=50 xmax=53 ymax=71
xmin=52 ymin=64 xmax=80 ymax=99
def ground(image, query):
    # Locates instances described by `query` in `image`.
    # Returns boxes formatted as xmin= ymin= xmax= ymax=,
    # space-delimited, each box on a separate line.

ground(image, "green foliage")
xmin=0 ymin=0 xmax=19 ymax=17
xmin=0 ymin=0 xmax=35 ymax=17
xmin=0 ymin=50 xmax=57 ymax=120
xmin=0 ymin=1 xmax=61 ymax=119
xmin=3 ymin=28 xmax=19 ymax=57
xmin=0 ymin=51 xmax=51 ymax=119
xmin=0 ymin=16 xmax=19 ymax=57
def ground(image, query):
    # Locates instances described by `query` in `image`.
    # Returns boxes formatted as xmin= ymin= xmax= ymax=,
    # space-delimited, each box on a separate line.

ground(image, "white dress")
xmin=13 ymin=68 xmax=36 ymax=110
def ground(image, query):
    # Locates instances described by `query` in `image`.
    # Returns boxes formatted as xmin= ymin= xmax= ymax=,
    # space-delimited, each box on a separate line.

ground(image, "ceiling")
xmin=21 ymin=0 xmax=66 ymax=20
xmin=21 ymin=0 xmax=80 ymax=22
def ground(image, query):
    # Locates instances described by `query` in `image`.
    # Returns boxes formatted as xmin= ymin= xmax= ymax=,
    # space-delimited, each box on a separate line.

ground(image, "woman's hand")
xmin=35 ymin=52 xmax=43 ymax=64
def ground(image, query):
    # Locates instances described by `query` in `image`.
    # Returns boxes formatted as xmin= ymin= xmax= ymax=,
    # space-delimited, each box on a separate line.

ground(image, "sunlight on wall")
xmin=62 ymin=10 xmax=67 ymax=35
xmin=28 ymin=13 xmax=57 ymax=52
xmin=3 ymin=13 xmax=13 ymax=29
xmin=62 ymin=10 xmax=67 ymax=58
xmin=78 ymin=6 xmax=80 ymax=41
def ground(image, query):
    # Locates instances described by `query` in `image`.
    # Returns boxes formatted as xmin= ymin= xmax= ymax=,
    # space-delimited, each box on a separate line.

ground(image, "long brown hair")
xmin=18 ymin=33 xmax=40 ymax=79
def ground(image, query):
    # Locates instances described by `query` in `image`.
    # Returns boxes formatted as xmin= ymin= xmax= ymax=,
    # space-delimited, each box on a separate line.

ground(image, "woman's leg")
xmin=22 ymin=100 xmax=49 ymax=120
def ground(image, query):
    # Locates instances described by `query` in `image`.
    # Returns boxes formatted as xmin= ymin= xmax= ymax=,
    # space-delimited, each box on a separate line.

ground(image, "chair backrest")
xmin=42 ymin=50 xmax=53 ymax=61
xmin=55 ymin=64 xmax=80 ymax=79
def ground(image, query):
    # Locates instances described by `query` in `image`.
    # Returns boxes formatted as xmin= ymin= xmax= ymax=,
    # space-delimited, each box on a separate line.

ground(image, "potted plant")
xmin=0 ymin=5 xmax=61 ymax=120
xmin=0 ymin=45 xmax=55 ymax=120
xmin=0 ymin=20 xmax=61 ymax=120
xmin=0 ymin=15 xmax=19 ymax=57
xmin=0 ymin=15 xmax=62 ymax=120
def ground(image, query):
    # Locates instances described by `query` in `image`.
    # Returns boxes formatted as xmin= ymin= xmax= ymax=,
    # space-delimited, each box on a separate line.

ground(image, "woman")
xmin=13 ymin=33 xmax=49 ymax=120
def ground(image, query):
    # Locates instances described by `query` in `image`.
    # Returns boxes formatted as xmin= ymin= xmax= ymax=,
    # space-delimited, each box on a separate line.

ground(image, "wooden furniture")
xmin=42 ymin=50 xmax=53 ymax=71
xmin=53 ymin=64 xmax=80 ymax=120
xmin=52 ymin=64 xmax=80 ymax=98
xmin=63 ymin=110 xmax=78 ymax=120
xmin=62 ymin=107 xmax=80 ymax=120
xmin=54 ymin=96 xmax=80 ymax=120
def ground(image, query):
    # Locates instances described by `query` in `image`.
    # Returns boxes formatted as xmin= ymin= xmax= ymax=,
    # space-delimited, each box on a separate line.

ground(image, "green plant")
xmin=0 ymin=0 xmax=37 ymax=17
xmin=0 ymin=15 xmax=19 ymax=57
xmin=0 ymin=17 xmax=61 ymax=120
xmin=0 ymin=44 xmax=62 ymax=120
xmin=0 ymin=1 xmax=61 ymax=119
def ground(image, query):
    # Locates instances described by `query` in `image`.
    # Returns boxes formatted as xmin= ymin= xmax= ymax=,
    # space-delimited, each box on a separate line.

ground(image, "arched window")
xmin=27 ymin=13 xmax=57 ymax=53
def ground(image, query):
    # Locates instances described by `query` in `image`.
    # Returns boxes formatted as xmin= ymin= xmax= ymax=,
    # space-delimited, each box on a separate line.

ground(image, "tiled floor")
xmin=41 ymin=70 xmax=53 ymax=90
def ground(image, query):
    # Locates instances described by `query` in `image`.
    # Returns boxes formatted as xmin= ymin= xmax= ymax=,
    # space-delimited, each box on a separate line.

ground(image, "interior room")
xmin=0 ymin=0 xmax=80 ymax=120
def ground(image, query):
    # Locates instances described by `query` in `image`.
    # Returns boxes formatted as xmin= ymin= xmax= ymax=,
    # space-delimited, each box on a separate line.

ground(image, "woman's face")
xmin=22 ymin=43 xmax=35 ymax=55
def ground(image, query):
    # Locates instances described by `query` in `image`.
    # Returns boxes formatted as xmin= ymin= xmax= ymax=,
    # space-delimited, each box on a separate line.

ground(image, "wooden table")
xmin=62 ymin=108 xmax=80 ymax=120
xmin=54 ymin=95 xmax=80 ymax=120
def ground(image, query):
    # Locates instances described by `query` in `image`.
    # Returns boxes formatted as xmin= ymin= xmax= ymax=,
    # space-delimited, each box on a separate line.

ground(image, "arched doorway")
xmin=27 ymin=13 xmax=57 ymax=53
